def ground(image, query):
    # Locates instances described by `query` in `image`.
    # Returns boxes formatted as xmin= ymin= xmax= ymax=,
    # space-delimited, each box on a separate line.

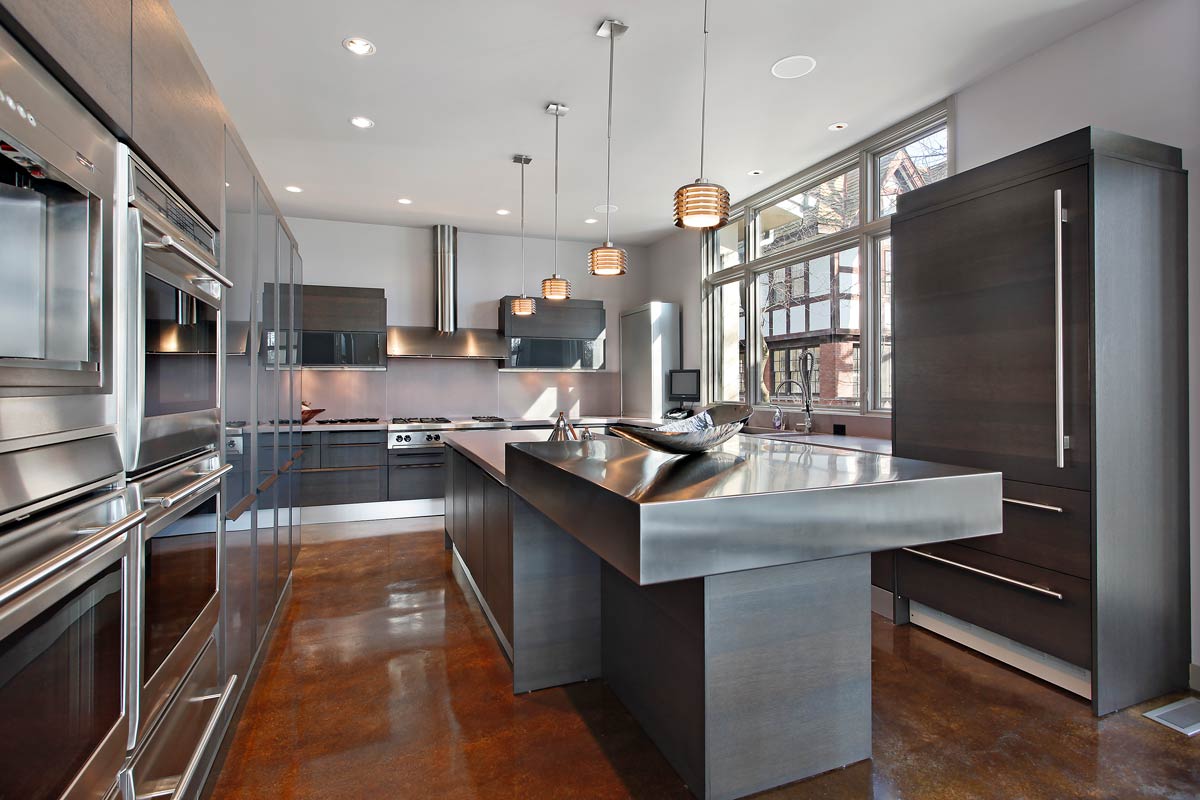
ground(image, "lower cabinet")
xmin=482 ymin=476 xmax=513 ymax=642
xmin=298 ymin=466 xmax=387 ymax=506
xmin=387 ymin=447 xmax=445 ymax=501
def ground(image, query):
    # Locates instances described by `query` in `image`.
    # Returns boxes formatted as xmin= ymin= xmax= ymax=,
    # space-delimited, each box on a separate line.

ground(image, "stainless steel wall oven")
xmin=0 ymin=26 xmax=116 ymax=446
xmin=117 ymin=147 xmax=228 ymax=476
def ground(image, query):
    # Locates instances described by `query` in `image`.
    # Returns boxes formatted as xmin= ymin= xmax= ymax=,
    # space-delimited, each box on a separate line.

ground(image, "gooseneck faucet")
xmin=771 ymin=351 xmax=816 ymax=434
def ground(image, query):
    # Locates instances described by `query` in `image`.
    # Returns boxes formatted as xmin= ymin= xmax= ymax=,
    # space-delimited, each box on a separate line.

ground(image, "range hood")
xmin=386 ymin=225 xmax=507 ymax=360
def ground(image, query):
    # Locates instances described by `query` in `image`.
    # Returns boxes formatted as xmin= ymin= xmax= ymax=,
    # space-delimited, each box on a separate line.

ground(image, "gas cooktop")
xmin=391 ymin=417 xmax=452 ymax=425
xmin=314 ymin=417 xmax=380 ymax=425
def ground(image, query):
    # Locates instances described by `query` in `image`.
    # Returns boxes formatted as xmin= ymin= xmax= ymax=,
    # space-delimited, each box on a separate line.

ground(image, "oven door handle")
xmin=0 ymin=508 xmax=146 ymax=607
xmin=173 ymin=674 xmax=238 ymax=800
xmin=144 ymin=233 xmax=234 ymax=289
xmin=146 ymin=463 xmax=233 ymax=509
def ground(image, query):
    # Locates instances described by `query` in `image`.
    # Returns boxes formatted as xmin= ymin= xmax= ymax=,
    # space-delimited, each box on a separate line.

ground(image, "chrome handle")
xmin=172 ymin=674 xmax=238 ymax=800
xmin=1002 ymin=497 xmax=1064 ymax=513
xmin=902 ymin=547 xmax=1064 ymax=600
xmin=0 ymin=508 xmax=146 ymax=607
xmin=1053 ymin=189 xmax=1067 ymax=469
xmin=128 ymin=207 xmax=147 ymax=470
xmin=146 ymin=463 xmax=233 ymax=509
xmin=145 ymin=234 xmax=234 ymax=288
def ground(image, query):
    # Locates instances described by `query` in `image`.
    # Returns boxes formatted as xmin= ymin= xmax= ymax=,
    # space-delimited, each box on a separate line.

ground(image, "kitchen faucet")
xmin=771 ymin=350 xmax=815 ymax=434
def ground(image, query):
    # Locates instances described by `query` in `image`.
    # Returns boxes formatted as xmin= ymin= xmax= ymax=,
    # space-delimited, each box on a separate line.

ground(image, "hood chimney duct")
xmin=435 ymin=224 xmax=458 ymax=333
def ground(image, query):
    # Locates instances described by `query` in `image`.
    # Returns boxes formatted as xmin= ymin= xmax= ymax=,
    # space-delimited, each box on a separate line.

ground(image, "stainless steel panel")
xmin=620 ymin=302 xmax=680 ymax=418
xmin=0 ymin=433 xmax=123 ymax=525
xmin=385 ymin=325 xmax=507 ymax=359
xmin=0 ymin=183 xmax=46 ymax=359
xmin=435 ymin=224 xmax=457 ymax=333
xmin=506 ymin=434 xmax=1002 ymax=585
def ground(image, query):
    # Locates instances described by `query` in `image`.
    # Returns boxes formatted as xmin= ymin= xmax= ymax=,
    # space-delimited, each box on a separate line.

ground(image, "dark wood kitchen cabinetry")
xmin=892 ymin=127 xmax=1188 ymax=715
xmin=302 ymin=285 xmax=386 ymax=332
xmin=0 ymin=0 xmax=133 ymax=134
xmin=131 ymin=0 xmax=224 ymax=226
xmin=388 ymin=448 xmax=445 ymax=501
xmin=498 ymin=296 xmax=604 ymax=339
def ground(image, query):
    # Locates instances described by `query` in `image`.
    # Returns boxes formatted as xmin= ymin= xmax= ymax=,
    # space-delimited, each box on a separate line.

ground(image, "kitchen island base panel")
xmin=511 ymin=493 xmax=872 ymax=800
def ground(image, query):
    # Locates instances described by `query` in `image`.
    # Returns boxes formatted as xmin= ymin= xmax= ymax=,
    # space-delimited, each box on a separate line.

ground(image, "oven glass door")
xmin=143 ymin=493 xmax=218 ymax=679
xmin=144 ymin=273 xmax=218 ymax=418
xmin=0 ymin=559 xmax=124 ymax=798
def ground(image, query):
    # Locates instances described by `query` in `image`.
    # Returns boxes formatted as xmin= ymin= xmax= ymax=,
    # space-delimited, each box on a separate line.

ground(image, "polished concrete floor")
xmin=208 ymin=520 xmax=1200 ymax=800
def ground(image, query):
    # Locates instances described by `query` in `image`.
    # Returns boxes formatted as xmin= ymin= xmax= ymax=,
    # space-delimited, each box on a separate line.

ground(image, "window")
xmin=756 ymin=168 xmax=860 ymax=257
xmin=702 ymin=103 xmax=949 ymax=415
xmin=877 ymin=127 xmax=949 ymax=217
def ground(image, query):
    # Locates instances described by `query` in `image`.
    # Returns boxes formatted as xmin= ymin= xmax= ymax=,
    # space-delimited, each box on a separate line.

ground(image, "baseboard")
xmin=300 ymin=515 xmax=444 ymax=544
xmin=909 ymin=601 xmax=1093 ymax=699
xmin=1190 ymin=662 xmax=1199 ymax=692
xmin=296 ymin=499 xmax=444 ymax=524
xmin=870 ymin=585 xmax=895 ymax=621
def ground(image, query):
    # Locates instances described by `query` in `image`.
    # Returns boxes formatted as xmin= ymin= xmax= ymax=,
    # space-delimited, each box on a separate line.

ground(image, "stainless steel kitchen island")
xmin=443 ymin=431 xmax=1002 ymax=800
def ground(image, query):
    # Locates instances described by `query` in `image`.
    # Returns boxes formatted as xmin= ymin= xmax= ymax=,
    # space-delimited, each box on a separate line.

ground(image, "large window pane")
xmin=877 ymin=236 xmax=893 ymax=409
xmin=715 ymin=281 xmax=745 ymax=402
xmin=715 ymin=216 xmax=746 ymax=271
xmin=877 ymin=126 xmax=948 ymax=216
xmin=756 ymin=169 xmax=860 ymax=257
xmin=757 ymin=246 xmax=861 ymax=409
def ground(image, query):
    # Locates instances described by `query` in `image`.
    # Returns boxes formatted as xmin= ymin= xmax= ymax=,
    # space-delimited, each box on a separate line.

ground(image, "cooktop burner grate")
xmin=392 ymin=417 xmax=452 ymax=425
xmin=315 ymin=417 xmax=380 ymax=425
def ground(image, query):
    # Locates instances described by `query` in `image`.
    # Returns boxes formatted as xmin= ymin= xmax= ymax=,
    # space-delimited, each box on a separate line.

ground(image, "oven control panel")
xmin=390 ymin=432 xmax=443 ymax=449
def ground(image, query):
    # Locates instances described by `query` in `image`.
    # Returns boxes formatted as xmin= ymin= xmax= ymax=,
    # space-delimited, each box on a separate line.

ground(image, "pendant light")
xmin=510 ymin=155 xmax=536 ymax=316
xmin=589 ymin=19 xmax=629 ymax=277
xmin=541 ymin=103 xmax=572 ymax=300
xmin=673 ymin=0 xmax=729 ymax=229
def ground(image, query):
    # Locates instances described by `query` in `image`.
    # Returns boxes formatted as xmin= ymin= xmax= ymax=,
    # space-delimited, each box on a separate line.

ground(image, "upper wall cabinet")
xmin=0 ymin=0 xmax=134 ymax=134
xmin=131 ymin=0 xmax=223 ymax=227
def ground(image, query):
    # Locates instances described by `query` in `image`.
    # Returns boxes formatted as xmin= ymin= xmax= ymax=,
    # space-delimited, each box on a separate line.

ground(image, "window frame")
xmin=703 ymin=100 xmax=953 ymax=416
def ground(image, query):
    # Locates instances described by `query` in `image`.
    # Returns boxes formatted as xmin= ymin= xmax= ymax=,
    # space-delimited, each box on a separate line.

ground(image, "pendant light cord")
xmin=605 ymin=30 xmax=615 ymax=245
xmin=553 ymin=112 xmax=560 ymax=277
xmin=520 ymin=159 xmax=526 ymax=296
xmin=699 ymin=0 xmax=709 ymax=180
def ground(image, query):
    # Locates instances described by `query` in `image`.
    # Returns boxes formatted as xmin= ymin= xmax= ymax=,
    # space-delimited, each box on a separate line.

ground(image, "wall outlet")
xmin=833 ymin=423 xmax=847 ymax=436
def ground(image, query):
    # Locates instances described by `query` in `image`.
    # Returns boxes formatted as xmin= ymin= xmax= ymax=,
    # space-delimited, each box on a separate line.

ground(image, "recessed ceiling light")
xmin=828 ymin=121 xmax=849 ymax=131
xmin=496 ymin=209 xmax=511 ymax=216
xmin=584 ymin=218 xmax=599 ymax=224
xmin=397 ymin=198 xmax=412 ymax=205
xmin=771 ymin=55 xmax=817 ymax=79
xmin=747 ymin=169 xmax=763 ymax=176
xmin=349 ymin=116 xmax=375 ymax=129
xmin=342 ymin=37 xmax=376 ymax=56
xmin=285 ymin=185 xmax=303 ymax=193
xmin=594 ymin=204 xmax=618 ymax=213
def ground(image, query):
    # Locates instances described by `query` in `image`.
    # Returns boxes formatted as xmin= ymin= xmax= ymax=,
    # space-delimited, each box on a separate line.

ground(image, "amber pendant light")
xmin=510 ymin=154 xmax=536 ymax=316
xmin=589 ymin=19 xmax=629 ymax=277
xmin=673 ymin=0 xmax=729 ymax=229
xmin=540 ymin=103 xmax=572 ymax=300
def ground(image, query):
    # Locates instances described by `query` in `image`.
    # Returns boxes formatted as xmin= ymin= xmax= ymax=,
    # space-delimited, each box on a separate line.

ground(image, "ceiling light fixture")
xmin=349 ymin=116 xmax=375 ymax=129
xmin=589 ymin=19 xmax=629 ymax=277
xmin=771 ymin=54 xmax=816 ymax=79
xmin=828 ymin=121 xmax=849 ymax=131
xmin=397 ymin=198 xmax=412 ymax=204
xmin=285 ymin=185 xmax=303 ymax=193
xmin=748 ymin=169 xmax=763 ymax=176
xmin=584 ymin=218 xmax=598 ymax=224
xmin=510 ymin=155 xmax=535 ymax=317
xmin=673 ymin=0 xmax=729 ymax=230
xmin=540 ymin=103 xmax=571 ymax=300
xmin=594 ymin=203 xmax=618 ymax=213
xmin=342 ymin=37 xmax=376 ymax=56
xmin=496 ymin=209 xmax=511 ymax=215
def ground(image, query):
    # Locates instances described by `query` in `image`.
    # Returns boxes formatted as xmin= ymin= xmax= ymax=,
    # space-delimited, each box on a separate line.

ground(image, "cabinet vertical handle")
xmin=1053 ymin=188 xmax=1067 ymax=469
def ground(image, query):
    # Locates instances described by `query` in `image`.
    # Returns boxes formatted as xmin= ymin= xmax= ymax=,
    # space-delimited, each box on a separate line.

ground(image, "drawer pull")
xmin=1002 ymin=497 xmax=1064 ymax=513
xmin=901 ymin=547 xmax=1064 ymax=600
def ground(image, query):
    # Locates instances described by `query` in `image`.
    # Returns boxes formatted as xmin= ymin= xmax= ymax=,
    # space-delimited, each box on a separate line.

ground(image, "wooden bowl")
xmin=300 ymin=407 xmax=325 ymax=425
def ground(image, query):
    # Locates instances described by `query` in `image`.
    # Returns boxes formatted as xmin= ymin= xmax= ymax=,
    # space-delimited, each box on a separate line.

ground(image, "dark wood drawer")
xmin=322 ymin=441 xmax=386 ymax=468
xmin=898 ymin=542 xmax=1091 ymax=668
xmin=388 ymin=463 xmax=444 ymax=501
xmin=298 ymin=466 xmax=386 ymax=506
xmin=388 ymin=448 xmax=445 ymax=466
xmin=321 ymin=430 xmax=385 ymax=445
xmin=871 ymin=551 xmax=895 ymax=591
xmin=957 ymin=480 xmax=1091 ymax=579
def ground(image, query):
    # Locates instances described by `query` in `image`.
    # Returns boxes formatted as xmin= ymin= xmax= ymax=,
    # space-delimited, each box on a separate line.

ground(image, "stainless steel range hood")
xmin=385 ymin=225 xmax=507 ymax=360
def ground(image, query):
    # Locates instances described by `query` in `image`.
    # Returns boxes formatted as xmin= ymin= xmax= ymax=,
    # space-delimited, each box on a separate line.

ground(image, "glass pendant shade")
xmin=510 ymin=295 xmax=536 ymax=316
xmin=674 ymin=181 xmax=730 ymax=229
xmin=588 ymin=244 xmax=627 ymax=276
xmin=540 ymin=276 xmax=571 ymax=300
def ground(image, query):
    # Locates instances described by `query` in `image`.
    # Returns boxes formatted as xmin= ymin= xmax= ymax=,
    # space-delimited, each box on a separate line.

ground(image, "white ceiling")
xmin=174 ymin=0 xmax=1137 ymax=246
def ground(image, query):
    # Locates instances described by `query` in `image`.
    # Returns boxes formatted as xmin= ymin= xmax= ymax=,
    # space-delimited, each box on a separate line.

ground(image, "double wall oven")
xmin=116 ymin=147 xmax=229 ymax=477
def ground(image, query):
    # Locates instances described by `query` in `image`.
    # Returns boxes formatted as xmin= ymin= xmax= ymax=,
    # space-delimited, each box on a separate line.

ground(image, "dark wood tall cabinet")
xmin=891 ymin=128 xmax=1189 ymax=715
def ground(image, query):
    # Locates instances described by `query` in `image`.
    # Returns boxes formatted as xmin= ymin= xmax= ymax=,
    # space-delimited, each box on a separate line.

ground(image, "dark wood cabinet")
xmin=298 ymin=465 xmax=386 ymax=507
xmin=892 ymin=127 xmax=1189 ymax=715
xmin=131 ymin=0 xmax=223 ymax=226
xmin=387 ymin=448 xmax=444 ymax=502
xmin=482 ymin=475 xmax=513 ymax=642
xmin=0 ymin=0 xmax=133 ymax=134
xmin=465 ymin=464 xmax=487 ymax=588
xmin=498 ymin=296 xmax=604 ymax=339
xmin=302 ymin=285 xmax=386 ymax=332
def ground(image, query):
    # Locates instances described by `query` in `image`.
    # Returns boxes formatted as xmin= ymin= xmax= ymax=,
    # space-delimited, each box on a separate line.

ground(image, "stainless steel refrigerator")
xmin=619 ymin=302 xmax=681 ymax=418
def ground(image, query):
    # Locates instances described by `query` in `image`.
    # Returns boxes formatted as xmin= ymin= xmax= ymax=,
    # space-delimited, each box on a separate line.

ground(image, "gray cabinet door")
xmin=0 ymin=0 xmax=133 ymax=134
xmin=131 ymin=0 xmax=223 ymax=226
xmin=482 ymin=476 xmax=512 ymax=642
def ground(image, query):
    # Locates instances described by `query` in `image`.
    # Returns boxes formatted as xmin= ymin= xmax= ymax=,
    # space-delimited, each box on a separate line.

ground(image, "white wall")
xmin=952 ymin=0 xmax=1200 ymax=668
xmin=285 ymin=216 xmax=648 ymax=418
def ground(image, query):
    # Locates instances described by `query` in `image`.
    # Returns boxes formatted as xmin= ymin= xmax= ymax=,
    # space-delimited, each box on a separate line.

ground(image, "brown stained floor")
xmin=208 ymin=522 xmax=1200 ymax=800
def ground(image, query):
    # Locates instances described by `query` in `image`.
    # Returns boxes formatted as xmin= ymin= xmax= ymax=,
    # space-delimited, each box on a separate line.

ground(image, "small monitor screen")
xmin=668 ymin=369 xmax=701 ymax=401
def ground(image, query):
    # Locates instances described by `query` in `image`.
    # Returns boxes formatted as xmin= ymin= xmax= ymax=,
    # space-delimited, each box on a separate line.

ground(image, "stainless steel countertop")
xmin=752 ymin=432 xmax=893 ymax=456
xmin=442 ymin=430 xmax=558 ymax=485
xmin=509 ymin=416 xmax=662 ymax=429
xmin=505 ymin=433 xmax=1001 ymax=585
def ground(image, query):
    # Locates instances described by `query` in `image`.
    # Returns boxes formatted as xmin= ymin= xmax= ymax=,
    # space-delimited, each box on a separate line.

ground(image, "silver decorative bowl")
xmin=609 ymin=403 xmax=753 ymax=454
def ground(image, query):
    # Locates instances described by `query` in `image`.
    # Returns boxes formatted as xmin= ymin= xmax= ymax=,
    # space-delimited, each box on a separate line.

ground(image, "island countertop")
xmin=442 ymin=429 xmax=553 ymax=485
xmin=504 ymin=432 xmax=1002 ymax=585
